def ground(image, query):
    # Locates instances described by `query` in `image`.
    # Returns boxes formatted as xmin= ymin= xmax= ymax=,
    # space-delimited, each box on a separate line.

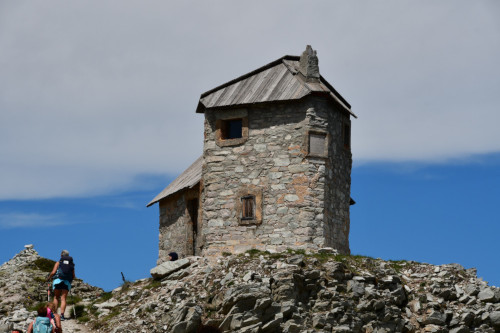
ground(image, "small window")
xmin=343 ymin=123 xmax=351 ymax=150
xmin=216 ymin=117 xmax=248 ymax=147
xmin=221 ymin=119 xmax=243 ymax=140
xmin=241 ymin=195 xmax=255 ymax=220
xmin=306 ymin=130 xmax=328 ymax=157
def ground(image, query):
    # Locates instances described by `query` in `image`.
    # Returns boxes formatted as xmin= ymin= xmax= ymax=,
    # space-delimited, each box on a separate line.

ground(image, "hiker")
xmin=47 ymin=302 xmax=62 ymax=333
xmin=168 ymin=252 xmax=178 ymax=261
xmin=27 ymin=306 xmax=54 ymax=333
xmin=47 ymin=250 xmax=75 ymax=321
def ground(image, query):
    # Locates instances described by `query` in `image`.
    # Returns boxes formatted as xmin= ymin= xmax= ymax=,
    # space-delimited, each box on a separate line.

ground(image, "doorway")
xmin=187 ymin=198 xmax=199 ymax=255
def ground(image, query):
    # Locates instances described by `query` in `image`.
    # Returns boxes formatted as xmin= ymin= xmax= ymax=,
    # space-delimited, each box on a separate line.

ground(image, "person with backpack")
xmin=27 ymin=306 xmax=54 ymax=333
xmin=47 ymin=250 xmax=75 ymax=321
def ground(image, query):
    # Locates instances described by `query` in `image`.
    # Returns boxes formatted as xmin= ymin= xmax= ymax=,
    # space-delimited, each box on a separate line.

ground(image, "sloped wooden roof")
xmin=196 ymin=55 xmax=356 ymax=118
xmin=147 ymin=156 xmax=202 ymax=207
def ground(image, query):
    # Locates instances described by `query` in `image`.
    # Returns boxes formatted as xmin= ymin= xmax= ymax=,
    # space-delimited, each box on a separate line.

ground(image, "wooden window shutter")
xmin=241 ymin=195 xmax=255 ymax=220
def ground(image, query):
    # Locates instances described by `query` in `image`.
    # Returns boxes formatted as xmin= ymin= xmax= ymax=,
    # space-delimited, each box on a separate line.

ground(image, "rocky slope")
xmin=85 ymin=249 xmax=500 ymax=333
xmin=0 ymin=245 xmax=102 ymax=332
xmin=1 ymin=246 xmax=500 ymax=333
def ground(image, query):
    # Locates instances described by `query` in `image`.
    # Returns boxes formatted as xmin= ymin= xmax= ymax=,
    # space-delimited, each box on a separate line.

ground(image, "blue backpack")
xmin=33 ymin=317 xmax=52 ymax=333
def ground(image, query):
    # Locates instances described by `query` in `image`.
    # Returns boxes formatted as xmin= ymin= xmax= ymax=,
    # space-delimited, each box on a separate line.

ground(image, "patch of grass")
xmin=33 ymin=258 xmax=56 ymax=272
xmin=120 ymin=281 xmax=132 ymax=293
xmin=91 ymin=320 xmax=106 ymax=330
xmin=27 ymin=302 xmax=46 ymax=312
xmin=103 ymin=308 xmax=121 ymax=320
xmin=77 ymin=316 xmax=90 ymax=323
xmin=33 ymin=276 xmax=47 ymax=283
xmin=73 ymin=304 xmax=86 ymax=318
xmin=222 ymin=252 xmax=232 ymax=257
xmin=95 ymin=292 xmax=113 ymax=303
xmin=144 ymin=280 xmax=161 ymax=290
xmin=269 ymin=253 xmax=285 ymax=260
xmin=245 ymin=249 xmax=263 ymax=257
xmin=67 ymin=295 xmax=82 ymax=305
xmin=287 ymin=248 xmax=306 ymax=255
xmin=388 ymin=260 xmax=408 ymax=274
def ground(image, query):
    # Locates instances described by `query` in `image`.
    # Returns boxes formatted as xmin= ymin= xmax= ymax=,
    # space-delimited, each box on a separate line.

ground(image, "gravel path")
xmin=60 ymin=319 xmax=94 ymax=333
xmin=59 ymin=306 xmax=95 ymax=333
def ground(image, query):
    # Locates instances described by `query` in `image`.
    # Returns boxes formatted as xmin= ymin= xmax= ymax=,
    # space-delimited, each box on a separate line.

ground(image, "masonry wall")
xmin=158 ymin=185 xmax=200 ymax=264
xmin=314 ymin=99 xmax=352 ymax=254
xmin=200 ymin=96 xmax=352 ymax=256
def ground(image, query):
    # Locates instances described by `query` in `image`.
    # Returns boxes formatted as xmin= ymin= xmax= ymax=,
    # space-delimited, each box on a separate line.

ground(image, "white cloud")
xmin=0 ymin=1 xmax=499 ymax=199
xmin=0 ymin=213 xmax=67 ymax=229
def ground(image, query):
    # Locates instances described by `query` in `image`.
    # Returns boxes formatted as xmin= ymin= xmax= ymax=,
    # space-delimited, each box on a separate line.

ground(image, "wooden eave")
xmin=146 ymin=156 xmax=203 ymax=207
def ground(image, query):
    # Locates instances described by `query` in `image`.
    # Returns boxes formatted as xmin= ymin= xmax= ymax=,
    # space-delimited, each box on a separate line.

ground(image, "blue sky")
xmin=2 ymin=156 xmax=499 ymax=291
xmin=1 ymin=1 xmax=499 ymax=291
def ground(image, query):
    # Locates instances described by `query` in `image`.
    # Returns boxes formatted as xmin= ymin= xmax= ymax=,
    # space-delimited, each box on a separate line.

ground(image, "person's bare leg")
xmin=27 ymin=321 xmax=34 ymax=333
xmin=54 ymin=313 xmax=62 ymax=333
xmin=60 ymin=290 xmax=69 ymax=317
xmin=53 ymin=290 xmax=61 ymax=313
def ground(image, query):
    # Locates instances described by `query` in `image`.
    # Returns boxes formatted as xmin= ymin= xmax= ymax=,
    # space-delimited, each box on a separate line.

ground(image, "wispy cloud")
xmin=0 ymin=213 xmax=68 ymax=229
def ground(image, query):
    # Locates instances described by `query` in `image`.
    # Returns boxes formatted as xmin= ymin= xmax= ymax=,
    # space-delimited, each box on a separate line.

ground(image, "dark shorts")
xmin=54 ymin=281 xmax=69 ymax=290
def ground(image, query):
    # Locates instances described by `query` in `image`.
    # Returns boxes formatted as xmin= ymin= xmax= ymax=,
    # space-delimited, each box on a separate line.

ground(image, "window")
xmin=241 ymin=195 xmax=255 ymax=220
xmin=306 ymin=130 xmax=328 ymax=157
xmin=237 ymin=186 xmax=262 ymax=225
xmin=343 ymin=123 xmax=351 ymax=150
xmin=216 ymin=116 xmax=248 ymax=147
xmin=221 ymin=119 xmax=243 ymax=139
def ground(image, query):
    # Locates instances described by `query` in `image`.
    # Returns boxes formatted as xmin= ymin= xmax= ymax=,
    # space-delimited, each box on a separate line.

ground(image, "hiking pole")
xmin=69 ymin=289 xmax=77 ymax=319
xmin=46 ymin=273 xmax=52 ymax=302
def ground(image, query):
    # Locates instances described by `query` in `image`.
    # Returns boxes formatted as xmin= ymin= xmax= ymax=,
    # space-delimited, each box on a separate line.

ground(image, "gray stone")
xmin=490 ymin=311 xmax=500 ymax=329
xmin=261 ymin=314 xmax=283 ymax=333
xmin=150 ymin=258 xmax=190 ymax=279
xmin=450 ymin=327 xmax=470 ymax=333
xmin=478 ymin=288 xmax=496 ymax=302
xmin=423 ymin=310 xmax=447 ymax=325
xmin=347 ymin=280 xmax=365 ymax=297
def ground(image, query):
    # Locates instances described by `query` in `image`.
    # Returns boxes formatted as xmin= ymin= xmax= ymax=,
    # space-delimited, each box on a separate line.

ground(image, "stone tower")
xmin=196 ymin=45 xmax=356 ymax=256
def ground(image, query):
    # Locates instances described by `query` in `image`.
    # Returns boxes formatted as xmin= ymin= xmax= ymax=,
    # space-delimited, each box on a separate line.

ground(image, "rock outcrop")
xmin=0 ymin=245 xmax=103 ymax=332
xmin=88 ymin=250 xmax=499 ymax=333
xmin=1 ymin=246 xmax=499 ymax=333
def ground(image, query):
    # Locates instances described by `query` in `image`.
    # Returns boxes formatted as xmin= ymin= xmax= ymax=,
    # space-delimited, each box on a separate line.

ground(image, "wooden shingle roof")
xmin=147 ymin=156 xmax=202 ymax=207
xmin=196 ymin=55 xmax=356 ymax=118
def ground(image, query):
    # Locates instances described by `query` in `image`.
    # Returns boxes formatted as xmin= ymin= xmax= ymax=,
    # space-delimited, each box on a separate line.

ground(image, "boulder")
xmin=150 ymin=258 xmax=190 ymax=279
xmin=490 ymin=311 xmax=500 ymax=329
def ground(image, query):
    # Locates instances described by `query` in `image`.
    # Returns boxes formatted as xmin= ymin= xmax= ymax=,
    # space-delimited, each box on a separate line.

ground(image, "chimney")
xmin=299 ymin=45 xmax=320 ymax=82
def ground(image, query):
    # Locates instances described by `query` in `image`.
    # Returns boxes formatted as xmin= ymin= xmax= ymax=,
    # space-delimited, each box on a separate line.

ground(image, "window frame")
xmin=216 ymin=117 xmax=249 ymax=147
xmin=305 ymin=129 xmax=329 ymax=158
xmin=236 ymin=186 xmax=262 ymax=226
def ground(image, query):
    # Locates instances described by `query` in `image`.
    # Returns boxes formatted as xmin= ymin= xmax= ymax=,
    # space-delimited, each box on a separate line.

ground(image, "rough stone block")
xmin=150 ymin=258 xmax=190 ymax=279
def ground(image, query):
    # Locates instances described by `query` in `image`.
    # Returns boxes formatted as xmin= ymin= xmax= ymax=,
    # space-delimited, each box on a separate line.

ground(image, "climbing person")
xmin=47 ymin=250 xmax=75 ymax=321
xmin=46 ymin=302 xmax=62 ymax=333
xmin=27 ymin=306 xmax=54 ymax=333
xmin=168 ymin=252 xmax=178 ymax=261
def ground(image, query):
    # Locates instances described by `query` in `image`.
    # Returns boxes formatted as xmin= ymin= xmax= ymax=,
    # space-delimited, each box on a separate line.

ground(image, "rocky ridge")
xmin=0 ymin=245 xmax=102 ymax=332
xmin=1 ymin=246 xmax=500 ymax=333
xmin=87 ymin=249 xmax=499 ymax=333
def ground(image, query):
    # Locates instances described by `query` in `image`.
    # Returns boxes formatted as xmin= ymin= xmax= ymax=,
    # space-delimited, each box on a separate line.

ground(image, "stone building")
xmin=148 ymin=46 xmax=356 ymax=264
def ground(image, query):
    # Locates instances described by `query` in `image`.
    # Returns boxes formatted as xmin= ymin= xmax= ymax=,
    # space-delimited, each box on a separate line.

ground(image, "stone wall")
xmin=158 ymin=185 xmax=200 ymax=264
xmin=200 ymin=96 xmax=352 ymax=256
